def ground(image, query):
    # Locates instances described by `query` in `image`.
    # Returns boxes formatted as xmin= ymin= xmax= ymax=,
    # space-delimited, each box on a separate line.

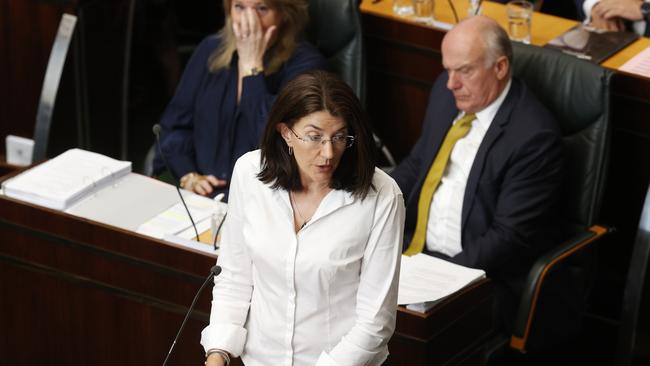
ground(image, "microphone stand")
xmin=161 ymin=265 xmax=222 ymax=366
xmin=153 ymin=124 xmax=200 ymax=241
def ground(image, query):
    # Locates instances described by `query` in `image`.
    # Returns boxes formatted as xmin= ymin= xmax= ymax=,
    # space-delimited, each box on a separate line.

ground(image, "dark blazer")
xmin=153 ymin=35 xmax=326 ymax=194
xmin=391 ymin=73 xmax=565 ymax=340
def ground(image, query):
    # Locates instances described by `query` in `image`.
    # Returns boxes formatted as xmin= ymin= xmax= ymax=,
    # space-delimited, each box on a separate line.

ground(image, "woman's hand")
xmin=233 ymin=7 xmax=276 ymax=74
xmin=204 ymin=352 xmax=226 ymax=366
xmin=180 ymin=172 xmax=227 ymax=196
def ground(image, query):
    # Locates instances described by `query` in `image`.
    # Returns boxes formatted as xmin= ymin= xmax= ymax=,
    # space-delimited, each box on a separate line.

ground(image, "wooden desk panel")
xmin=388 ymin=279 xmax=495 ymax=365
xmin=0 ymin=195 xmax=216 ymax=366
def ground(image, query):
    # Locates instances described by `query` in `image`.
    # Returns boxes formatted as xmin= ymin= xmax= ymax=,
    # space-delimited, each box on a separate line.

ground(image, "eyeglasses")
xmin=289 ymin=128 xmax=355 ymax=149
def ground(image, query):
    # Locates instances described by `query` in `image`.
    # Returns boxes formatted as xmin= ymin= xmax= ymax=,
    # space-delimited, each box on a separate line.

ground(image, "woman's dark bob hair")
xmin=257 ymin=70 xmax=376 ymax=199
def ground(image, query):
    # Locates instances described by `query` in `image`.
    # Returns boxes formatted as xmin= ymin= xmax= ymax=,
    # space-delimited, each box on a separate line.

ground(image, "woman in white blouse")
xmin=201 ymin=70 xmax=405 ymax=366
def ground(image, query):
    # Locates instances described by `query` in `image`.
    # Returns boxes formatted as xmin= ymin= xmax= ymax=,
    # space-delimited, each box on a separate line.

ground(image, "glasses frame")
xmin=289 ymin=128 xmax=355 ymax=149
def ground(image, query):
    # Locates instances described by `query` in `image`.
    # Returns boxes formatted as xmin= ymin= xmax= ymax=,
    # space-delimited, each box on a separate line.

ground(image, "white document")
xmin=136 ymin=193 xmax=226 ymax=240
xmin=1 ymin=148 xmax=131 ymax=210
xmin=620 ymin=46 xmax=650 ymax=78
xmin=398 ymin=253 xmax=486 ymax=310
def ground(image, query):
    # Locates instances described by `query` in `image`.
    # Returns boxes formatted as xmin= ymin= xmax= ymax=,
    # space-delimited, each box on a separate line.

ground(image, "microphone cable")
xmin=153 ymin=124 xmax=200 ymax=241
xmin=161 ymin=265 xmax=222 ymax=366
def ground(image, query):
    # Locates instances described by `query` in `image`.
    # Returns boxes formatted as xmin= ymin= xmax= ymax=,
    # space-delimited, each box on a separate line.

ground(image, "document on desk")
xmin=398 ymin=254 xmax=486 ymax=312
xmin=619 ymin=46 xmax=650 ymax=78
xmin=136 ymin=194 xmax=224 ymax=240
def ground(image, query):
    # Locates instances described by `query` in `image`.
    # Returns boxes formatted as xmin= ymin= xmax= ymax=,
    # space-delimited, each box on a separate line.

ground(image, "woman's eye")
xmin=257 ymin=5 xmax=269 ymax=14
xmin=307 ymin=135 xmax=323 ymax=142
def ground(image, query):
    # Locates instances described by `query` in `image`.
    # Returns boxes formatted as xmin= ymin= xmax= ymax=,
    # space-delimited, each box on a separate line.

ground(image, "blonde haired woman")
xmin=153 ymin=0 xmax=325 ymax=198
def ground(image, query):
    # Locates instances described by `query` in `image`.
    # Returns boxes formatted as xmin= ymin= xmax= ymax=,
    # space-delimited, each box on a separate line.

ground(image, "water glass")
xmin=506 ymin=0 xmax=533 ymax=44
xmin=413 ymin=0 xmax=434 ymax=22
xmin=393 ymin=0 xmax=414 ymax=16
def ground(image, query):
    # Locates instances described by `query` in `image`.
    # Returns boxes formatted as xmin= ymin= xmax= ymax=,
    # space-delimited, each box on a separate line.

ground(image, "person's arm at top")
xmin=583 ymin=0 xmax=627 ymax=30
xmin=234 ymin=9 xmax=326 ymax=144
xmin=201 ymin=159 xmax=254 ymax=363
xmin=316 ymin=180 xmax=405 ymax=366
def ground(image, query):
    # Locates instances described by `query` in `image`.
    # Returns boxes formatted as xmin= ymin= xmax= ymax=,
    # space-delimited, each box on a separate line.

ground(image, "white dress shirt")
xmin=583 ymin=0 xmax=647 ymax=35
xmin=201 ymin=150 xmax=405 ymax=366
xmin=426 ymin=81 xmax=511 ymax=256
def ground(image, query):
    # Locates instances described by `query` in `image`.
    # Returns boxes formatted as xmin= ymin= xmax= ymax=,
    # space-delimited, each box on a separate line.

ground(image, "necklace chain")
xmin=290 ymin=191 xmax=309 ymax=229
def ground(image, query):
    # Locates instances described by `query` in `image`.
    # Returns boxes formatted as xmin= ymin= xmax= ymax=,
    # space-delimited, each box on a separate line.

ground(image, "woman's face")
xmin=231 ymin=0 xmax=281 ymax=35
xmin=280 ymin=111 xmax=349 ymax=187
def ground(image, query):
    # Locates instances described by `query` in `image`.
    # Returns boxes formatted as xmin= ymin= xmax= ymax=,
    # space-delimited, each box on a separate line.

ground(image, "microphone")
xmin=162 ymin=265 xmax=222 ymax=366
xmin=153 ymin=124 xmax=200 ymax=241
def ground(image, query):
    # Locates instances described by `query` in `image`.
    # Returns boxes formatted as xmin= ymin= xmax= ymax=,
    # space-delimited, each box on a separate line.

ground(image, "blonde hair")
xmin=208 ymin=0 xmax=308 ymax=74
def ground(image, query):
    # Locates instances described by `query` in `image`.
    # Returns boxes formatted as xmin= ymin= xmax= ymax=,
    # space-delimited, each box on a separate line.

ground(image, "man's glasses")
xmin=289 ymin=128 xmax=355 ymax=149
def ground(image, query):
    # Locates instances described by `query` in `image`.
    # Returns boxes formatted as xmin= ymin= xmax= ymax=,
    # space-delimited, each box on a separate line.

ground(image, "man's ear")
xmin=494 ymin=55 xmax=510 ymax=80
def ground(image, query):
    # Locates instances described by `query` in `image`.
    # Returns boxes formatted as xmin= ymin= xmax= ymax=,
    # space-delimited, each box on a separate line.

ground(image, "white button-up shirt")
xmin=201 ymin=150 xmax=405 ymax=366
xmin=426 ymin=81 xmax=511 ymax=257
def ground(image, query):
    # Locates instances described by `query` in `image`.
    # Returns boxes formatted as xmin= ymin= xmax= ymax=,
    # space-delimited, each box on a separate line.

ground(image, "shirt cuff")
xmin=582 ymin=0 xmax=599 ymax=23
xmin=200 ymin=323 xmax=248 ymax=357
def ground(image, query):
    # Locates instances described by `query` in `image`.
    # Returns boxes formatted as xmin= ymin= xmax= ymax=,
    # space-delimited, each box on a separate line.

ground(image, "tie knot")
xmin=457 ymin=113 xmax=476 ymax=127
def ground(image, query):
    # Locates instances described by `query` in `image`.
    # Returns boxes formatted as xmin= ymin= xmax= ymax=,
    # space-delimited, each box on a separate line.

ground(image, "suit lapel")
xmin=461 ymin=79 xmax=521 ymax=228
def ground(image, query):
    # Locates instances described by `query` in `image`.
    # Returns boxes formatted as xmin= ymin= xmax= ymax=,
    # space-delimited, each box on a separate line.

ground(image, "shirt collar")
xmin=470 ymin=79 xmax=512 ymax=131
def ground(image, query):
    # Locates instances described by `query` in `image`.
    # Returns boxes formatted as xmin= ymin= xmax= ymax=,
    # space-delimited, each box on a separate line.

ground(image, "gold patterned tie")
xmin=404 ymin=113 xmax=476 ymax=256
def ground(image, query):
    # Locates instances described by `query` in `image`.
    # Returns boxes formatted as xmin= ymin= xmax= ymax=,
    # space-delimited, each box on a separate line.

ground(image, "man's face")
xmin=441 ymin=34 xmax=508 ymax=114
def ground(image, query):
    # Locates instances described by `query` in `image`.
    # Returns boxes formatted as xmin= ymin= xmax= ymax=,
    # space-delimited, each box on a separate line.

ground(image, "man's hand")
xmin=589 ymin=7 xmax=627 ymax=30
xmin=592 ymin=0 xmax=644 ymax=22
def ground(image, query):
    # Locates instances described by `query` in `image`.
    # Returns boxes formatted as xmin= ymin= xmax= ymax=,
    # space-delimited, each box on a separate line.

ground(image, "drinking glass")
xmin=413 ymin=0 xmax=434 ymax=23
xmin=507 ymin=0 xmax=533 ymax=44
xmin=393 ymin=0 xmax=414 ymax=16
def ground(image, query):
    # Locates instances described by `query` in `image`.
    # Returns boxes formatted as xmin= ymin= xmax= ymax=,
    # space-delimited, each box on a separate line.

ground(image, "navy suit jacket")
xmin=392 ymin=74 xmax=565 ymax=324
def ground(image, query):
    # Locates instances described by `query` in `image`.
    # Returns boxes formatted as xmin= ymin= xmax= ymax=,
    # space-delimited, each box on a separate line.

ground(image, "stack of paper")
xmin=398 ymin=253 xmax=486 ymax=313
xmin=2 ymin=148 xmax=131 ymax=210
xmin=619 ymin=46 xmax=650 ymax=78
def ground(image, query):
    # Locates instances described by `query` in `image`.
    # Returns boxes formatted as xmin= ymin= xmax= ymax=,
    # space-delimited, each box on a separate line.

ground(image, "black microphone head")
xmin=152 ymin=124 xmax=161 ymax=137
xmin=210 ymin=265 xmax=222 ymax=277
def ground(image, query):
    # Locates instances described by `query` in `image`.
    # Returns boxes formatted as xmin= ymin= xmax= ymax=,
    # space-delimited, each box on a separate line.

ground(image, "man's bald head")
xmin=445 ymin=15 xmax=513 ymax=69
xmin=441 ymin=16 xmax=512 ymax=113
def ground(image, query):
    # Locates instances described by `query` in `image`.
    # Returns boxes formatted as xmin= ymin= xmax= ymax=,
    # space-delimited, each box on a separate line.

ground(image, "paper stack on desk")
xmin=620 ymin=46 xmax=650 ymax=78
xmin=398 ymin=253 xmax=486 ymax=313
xmin=1 ymin=148 xmax=131 ymax=210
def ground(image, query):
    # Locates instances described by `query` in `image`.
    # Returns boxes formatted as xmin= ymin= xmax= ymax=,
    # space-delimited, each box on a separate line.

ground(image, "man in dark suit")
xmin=391 ymin=16 xmax=566 ymax=348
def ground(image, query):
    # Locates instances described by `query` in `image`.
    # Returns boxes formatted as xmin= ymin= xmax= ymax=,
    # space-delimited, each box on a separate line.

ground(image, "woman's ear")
xmin=277 ymin=123 xmax=291 ymax=143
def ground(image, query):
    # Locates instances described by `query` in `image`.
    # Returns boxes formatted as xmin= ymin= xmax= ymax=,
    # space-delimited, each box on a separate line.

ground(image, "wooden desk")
xmin=361 ymin=0 xmax=577 ymax=46
xmin=0 ymin=191 xmax=216 ymax=365
xmin=0 ymin=182 xmax=495 ymax=365
xmin=389 ymin=279 xmax=495 ymax=366
xmin=361 ymin=0 xmax=650 ymax=339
